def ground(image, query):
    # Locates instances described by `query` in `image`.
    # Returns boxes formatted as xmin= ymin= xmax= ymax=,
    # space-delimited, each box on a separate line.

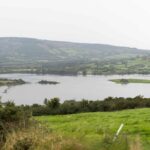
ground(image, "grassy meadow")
xmin=36 ymin=108 xmax=150 ymax=150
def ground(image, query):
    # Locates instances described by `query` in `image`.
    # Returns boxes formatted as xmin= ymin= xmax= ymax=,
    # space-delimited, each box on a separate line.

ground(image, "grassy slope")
xmin=36 ymin=108 xmax=150 ymax=150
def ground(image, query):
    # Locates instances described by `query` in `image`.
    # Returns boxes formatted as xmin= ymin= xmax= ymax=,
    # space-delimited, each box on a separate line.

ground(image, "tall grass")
xmin=3 ymin=130 xmax=131 ymax=150
xmin=2 ymin=121 xmax=87 ymax=150
xmin=1 ymin=120 xmax=135 ymax=150
xmin=2 ymin=120 xmax=143 ymax=150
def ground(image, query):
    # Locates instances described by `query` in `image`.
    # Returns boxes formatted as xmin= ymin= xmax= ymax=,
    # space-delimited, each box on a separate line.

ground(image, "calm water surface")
xmin=0 ymin=74 xmax=150 ymax=105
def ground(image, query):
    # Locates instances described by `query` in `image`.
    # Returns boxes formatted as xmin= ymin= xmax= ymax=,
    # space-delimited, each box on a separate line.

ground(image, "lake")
xmin=0 ymin=73 xmax=150 ymax=105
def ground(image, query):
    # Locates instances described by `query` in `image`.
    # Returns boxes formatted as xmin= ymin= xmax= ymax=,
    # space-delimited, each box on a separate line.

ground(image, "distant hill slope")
xmin=0 ymin=37 xmax=150 ymax=75
xmin=0 ymin=37 xmax=149 ymax=65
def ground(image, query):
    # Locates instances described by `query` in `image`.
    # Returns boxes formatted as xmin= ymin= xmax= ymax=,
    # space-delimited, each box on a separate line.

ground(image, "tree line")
xmin=31 ymin=96 xmax=150 ymax=116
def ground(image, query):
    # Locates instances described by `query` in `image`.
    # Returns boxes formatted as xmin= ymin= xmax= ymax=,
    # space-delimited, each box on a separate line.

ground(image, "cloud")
xmin=0 ymin=0 xmax=150 ymax=49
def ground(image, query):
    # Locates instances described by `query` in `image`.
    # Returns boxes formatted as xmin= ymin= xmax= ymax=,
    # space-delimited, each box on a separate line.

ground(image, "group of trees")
xmin=31 ymin=96 xmax=150 ymax=116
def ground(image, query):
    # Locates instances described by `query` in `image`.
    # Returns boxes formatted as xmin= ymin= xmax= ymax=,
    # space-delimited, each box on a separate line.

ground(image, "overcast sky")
xmin=1 ymin=0 xmax=150 ymax=49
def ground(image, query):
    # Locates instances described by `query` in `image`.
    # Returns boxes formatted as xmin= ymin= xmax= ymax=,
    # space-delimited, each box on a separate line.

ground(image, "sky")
xmin=0 ymin=0 xmax=150 ymax=49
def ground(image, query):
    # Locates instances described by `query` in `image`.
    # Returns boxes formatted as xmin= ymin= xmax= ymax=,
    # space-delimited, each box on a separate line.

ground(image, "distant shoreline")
xmin=110 ymin=78 xmax=150 ymax=84
xmin=0 ymin=78 xmax=26 ymax=86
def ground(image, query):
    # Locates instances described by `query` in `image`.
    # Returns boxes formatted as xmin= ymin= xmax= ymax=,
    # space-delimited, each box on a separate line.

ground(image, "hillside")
xmin=0 ymin=37 xmax=150 ymax=75
xmin=0 ymin=37 xmax=149 ymax=64
xmin=36 ymin=108 xmax=150 ymax=150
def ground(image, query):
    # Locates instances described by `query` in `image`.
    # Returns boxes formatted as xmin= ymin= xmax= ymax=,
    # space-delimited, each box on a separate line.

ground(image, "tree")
xmin=47 ymin=97 xmax=60 ymax=109
xmin=44 ymin=98 xmax=48 ymax=105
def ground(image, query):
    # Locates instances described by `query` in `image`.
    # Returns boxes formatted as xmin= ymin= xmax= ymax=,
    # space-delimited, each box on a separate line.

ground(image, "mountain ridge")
xmin=0 ymin=36 xmax=148 ymax=50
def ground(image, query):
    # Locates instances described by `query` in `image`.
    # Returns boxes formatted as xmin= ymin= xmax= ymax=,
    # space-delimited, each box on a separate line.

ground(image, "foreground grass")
xmin=3 ymin=124 xmax=86 ymax=150
xmin=110 ymin=79 xmax=150 ymax=84
xmin=36 ymin=108 xmax=150 ymax=150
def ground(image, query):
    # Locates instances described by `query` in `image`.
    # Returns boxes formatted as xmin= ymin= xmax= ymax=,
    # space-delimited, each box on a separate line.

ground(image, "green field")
xmin=110 ymin=79 xmax=150 ymax=84
xmin=36 ymin=108 xmax=150 ymax=150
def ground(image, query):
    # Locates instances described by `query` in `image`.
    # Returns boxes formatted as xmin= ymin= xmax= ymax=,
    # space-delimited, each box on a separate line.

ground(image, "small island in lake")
xmin=0 ymin=78 xmax=26 ymax=86
xmin=38 ymin=80 xmax=59 ymax=85
xmin=110 ymin=78 xmax=150 ymax=84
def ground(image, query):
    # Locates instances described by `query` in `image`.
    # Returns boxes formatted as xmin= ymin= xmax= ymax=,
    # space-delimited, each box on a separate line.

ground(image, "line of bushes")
xmin=30 ymin=95 xmax=150 ymax=116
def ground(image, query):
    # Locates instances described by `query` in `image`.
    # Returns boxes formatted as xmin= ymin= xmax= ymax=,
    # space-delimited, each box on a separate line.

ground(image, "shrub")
xmin=13 ymin=138 xmax=33 ymax=150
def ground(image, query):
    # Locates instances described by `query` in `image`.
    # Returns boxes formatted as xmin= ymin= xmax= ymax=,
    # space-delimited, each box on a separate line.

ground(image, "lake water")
xmin=0 ymin=74 xmax=150 ymax=105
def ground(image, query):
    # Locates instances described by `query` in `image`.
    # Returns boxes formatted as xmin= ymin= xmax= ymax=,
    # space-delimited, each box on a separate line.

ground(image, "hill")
xmin=0 ymin=37 xmax=150 ymax=74
xmin=36 ymin=108 xmax=150 ymax=150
